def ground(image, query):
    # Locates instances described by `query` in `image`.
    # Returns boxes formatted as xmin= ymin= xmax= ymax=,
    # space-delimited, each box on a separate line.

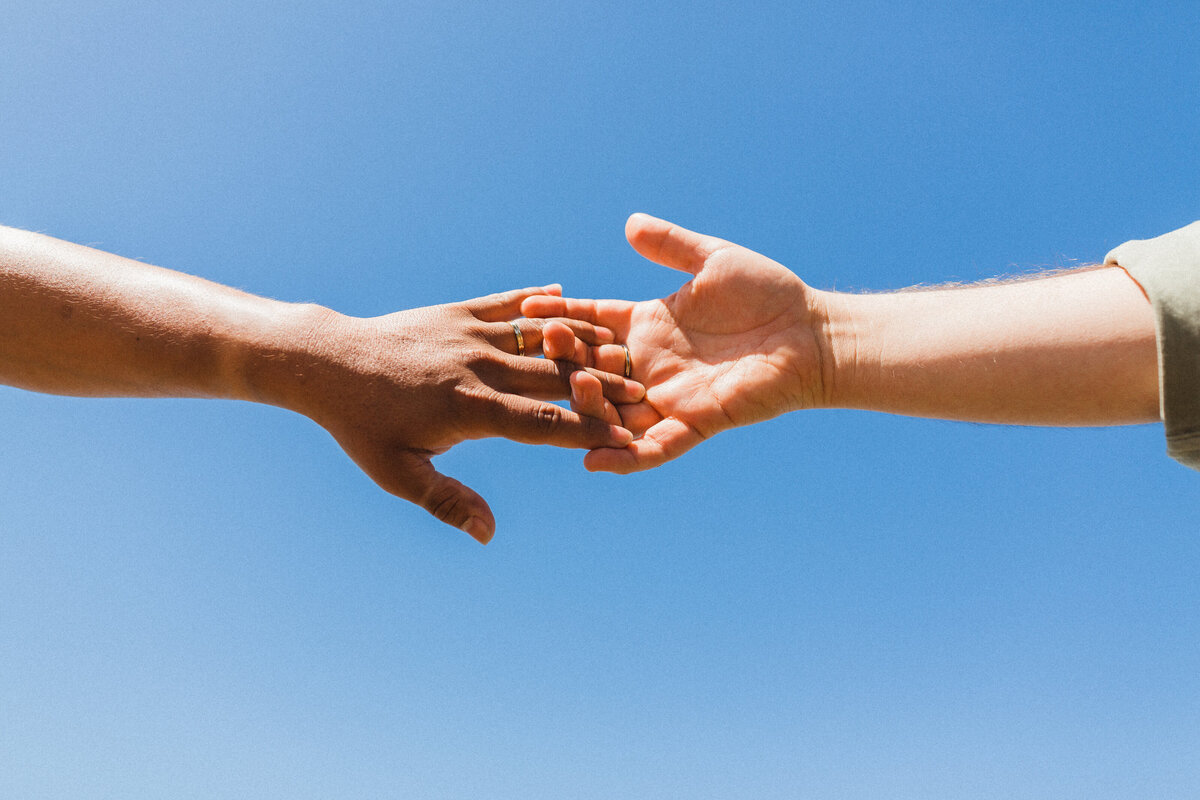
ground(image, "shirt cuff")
xmin=1105 ymin=220 xmax=1200 ymax=470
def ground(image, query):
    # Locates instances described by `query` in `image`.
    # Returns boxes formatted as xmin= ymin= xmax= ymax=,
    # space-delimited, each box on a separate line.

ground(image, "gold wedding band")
xmin=511 ymin=321 xmax=525 ymax=357
xmin=622 ymin=344 xmax=632 ymax=378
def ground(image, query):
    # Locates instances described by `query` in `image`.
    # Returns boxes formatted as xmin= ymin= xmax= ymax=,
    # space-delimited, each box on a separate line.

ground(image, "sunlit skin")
xmin=0 ymin=226 xmax=644 ymax=543
xmin=527 ymin=213 xmax=1159 ymax=474
xmin=527 ymin=213 xmax=828 ymax=472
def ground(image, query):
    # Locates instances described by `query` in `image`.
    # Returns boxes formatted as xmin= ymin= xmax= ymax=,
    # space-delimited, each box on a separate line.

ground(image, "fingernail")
xmin=461 ymin=517 xmax=493 ymax=545
xmin=611 ymin=426 xmax=633 ymax=446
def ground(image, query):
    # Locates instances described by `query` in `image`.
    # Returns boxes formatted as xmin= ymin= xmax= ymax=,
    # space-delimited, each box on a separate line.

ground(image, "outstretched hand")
xmin=522 ymin=215 xmax=827 ymax=473
xmin=271 ymin=285 xmax=644 ymax=543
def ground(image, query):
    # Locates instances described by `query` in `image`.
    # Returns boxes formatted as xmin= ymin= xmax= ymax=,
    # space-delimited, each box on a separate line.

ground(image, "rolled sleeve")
xmin=1105 ymin=220 xmax=1200 ymax=470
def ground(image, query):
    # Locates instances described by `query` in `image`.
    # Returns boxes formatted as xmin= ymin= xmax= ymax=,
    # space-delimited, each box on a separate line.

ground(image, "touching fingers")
xmin=488 ymin=393 xmax=633 ymax=449
xmin=520 ymin=295 xmax=598 ymax=323
xmin=487 ymin=317 xmax=614 ymax=358
xmin=582 ymin=416 xmax=703 ymax=474
xmin=541 ymin=320 xmax=584 ymax=363
xmin=488 ymin=353 xmax=644 ymax=404
xmin=612 ymin=401 xmax=660 ymax=437
xmin=520 ymin=295 xmax=634 ymax=335
xmin=591 ymin=343 xmax=632 ymax=379
xmin=541 ymin=322 xmax=635 ymax=383
xmin=569 ymin=370 xmax=622 ymax=427
xmin=465 ymin=284 xmax=563 ymax=322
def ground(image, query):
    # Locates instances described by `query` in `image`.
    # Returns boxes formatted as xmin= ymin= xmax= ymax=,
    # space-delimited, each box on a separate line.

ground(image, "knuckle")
xmin=440 ymin=303 xmax=473 ymax=324
xmin=589 ymin=370 xmax=616 ymax=395
xmin=425 ymin=484 xmax=466 ymax=525
xmin=532 ymin=403 xmax=564 ymax=433
xmin=453 ymin=381 xmax=487 ymax=407
xmin=451 ymin=382 xmax=491 ymax=419
xmin=463 ymin=317 xmax=493 ymax=338
xmin=461 ymin=346 xmax=495 ymax=371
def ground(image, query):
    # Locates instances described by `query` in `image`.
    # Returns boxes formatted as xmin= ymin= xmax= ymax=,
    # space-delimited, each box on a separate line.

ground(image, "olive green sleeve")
xmin=1105 ymin=220 xmax=1200 ymax=470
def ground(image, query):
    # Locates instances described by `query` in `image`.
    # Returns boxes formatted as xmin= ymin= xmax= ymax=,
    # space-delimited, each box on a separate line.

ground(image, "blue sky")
xmin=2 ymin=1 xmax=1198 ymax=797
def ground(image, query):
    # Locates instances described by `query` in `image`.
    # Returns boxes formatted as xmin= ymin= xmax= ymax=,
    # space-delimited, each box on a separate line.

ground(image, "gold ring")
xmin=622 ymin=344 xmax=632 ymax=378
xmin=511 ymin=321 xmax=525 ymax=357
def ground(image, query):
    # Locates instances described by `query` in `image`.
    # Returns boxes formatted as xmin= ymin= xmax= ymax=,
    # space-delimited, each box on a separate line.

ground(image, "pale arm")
xmin=525 ymin=214 xmax=1159 ymax=474
xmin=820 ymin=266 xmax=1159 ymax=425
xmin=0 ymin=225 xmax=641 ymax=541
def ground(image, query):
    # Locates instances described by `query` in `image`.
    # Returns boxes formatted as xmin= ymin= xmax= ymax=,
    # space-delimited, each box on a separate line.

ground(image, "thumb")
xmin=625 ymin=213 xmax=727 ymax=276
xmin=396 ymin=453 xmax=497 ymax=544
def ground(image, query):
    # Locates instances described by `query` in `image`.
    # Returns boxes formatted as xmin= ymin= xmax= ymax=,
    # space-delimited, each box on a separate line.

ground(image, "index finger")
xmin=520 ymin=296 xmax=634 ymax=336
xmin=464 ymin=284 xmax=563 ymax=322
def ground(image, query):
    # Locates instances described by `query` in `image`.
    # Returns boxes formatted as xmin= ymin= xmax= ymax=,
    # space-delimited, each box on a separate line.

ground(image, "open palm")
xmin=522 ymin=214 xmax=826 ymax=473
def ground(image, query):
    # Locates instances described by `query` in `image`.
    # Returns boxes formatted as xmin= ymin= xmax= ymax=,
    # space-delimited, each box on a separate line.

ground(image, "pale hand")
xmin=523 ymin=214 xmax=826 ymax=473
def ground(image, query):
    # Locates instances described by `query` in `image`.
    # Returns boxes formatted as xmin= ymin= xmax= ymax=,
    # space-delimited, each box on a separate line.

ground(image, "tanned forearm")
xmin=0 ymin=225 xmax=314 ymax=402
xmin=0 ymin=225 xmax=643 ymax=540
xmin=816 ymin=266 xmax=1160 ymax=425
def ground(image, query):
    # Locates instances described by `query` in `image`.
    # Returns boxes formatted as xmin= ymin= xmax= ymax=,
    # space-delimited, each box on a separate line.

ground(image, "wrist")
xmin=223 ymin=299 xmax=344 ymax=416
xmin=804 ymin=288 xmax=864 ymax=411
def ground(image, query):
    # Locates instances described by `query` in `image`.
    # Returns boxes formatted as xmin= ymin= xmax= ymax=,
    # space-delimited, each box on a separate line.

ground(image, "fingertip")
xmin=544 ymin=283 xmax=563 ymax=296
xmin=575 ymin=370 xmax=607 ymax=408
xmin=520 ymin=295 xmax=556 ymax=317
xmin=456 ymin=495 xmax=496 ymax=544
xmin=626 ymin=211 xmax=655 ymax=232
xmin=583 ymin=447 xmax=632 ymax=473
xmin=461 ymin=516 xmax=494 ymax=545
xmin=569 ymin=372 xmax=591 ymax=405
xmin=582 ymin=449 xmax=606 ymax=472
xmin=610 ymin=425 xmax=634 ymax=446
xmin=542 ymin=321 xmax=574 ymax=360
xmin=625 ymin=213 xmax=646 ymax=243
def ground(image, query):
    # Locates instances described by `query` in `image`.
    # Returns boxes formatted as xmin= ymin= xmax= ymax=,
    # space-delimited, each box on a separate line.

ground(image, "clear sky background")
xmin=2 ymin=1 xmax=1198 ymax=797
